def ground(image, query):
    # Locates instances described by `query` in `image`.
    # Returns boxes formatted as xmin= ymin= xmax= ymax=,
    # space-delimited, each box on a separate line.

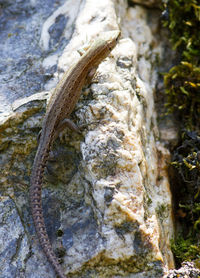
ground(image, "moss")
xmin=156 ymin=204 xmax=169 ymax=221
xmin=172 ymin=131 xmax=200 ymax=185
xmin=162 ymin=0 xmax=200 ymax=266
xmin=162 ymin=0 xmax=200 ymax=128
xmin=163 ymin=0 xmax=200 ymax=63
xmin=170 ymin=131 xmax=200 ymax=264
xmin=164 ymin=62 xmax=200 ymax=127
xmin=171 ymin=236 xmax=200 ymax=264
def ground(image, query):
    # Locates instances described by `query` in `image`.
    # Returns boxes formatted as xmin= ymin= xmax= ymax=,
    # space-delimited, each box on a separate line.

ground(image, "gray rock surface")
xmin=0 ymin=0 xmax=177 ymax=277
xmin=164 ymin=262 xmax=200 ymax=278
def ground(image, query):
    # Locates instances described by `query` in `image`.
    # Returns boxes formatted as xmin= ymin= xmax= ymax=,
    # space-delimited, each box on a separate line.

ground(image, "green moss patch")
xmin=162 ymin=0 xmax=200 ymax=266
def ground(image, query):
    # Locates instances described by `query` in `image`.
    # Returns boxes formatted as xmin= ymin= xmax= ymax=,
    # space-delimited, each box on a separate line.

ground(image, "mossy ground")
xmin=162 ymin=0 xmax=200 ymax=267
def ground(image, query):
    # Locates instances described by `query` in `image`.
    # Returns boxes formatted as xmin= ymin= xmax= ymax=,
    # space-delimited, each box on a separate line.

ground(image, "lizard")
xmin=30 ymin=30 xmax=120 ymax=278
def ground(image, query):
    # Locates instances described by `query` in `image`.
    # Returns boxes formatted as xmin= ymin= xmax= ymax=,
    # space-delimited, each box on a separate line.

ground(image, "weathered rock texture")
xmin=0 ymin=0 xmax=174 ymax=277
xmin=164 ymin=262 xmax=200 ymax=278
xmin=129 ymin=0 xmax=161 ymax=8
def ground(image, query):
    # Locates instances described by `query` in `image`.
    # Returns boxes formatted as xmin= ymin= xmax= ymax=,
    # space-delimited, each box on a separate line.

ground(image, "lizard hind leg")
xmin=45 ymin=119 xmax=81 ymax=175
xmin=54 ymin=118 xmax=81 ymax=141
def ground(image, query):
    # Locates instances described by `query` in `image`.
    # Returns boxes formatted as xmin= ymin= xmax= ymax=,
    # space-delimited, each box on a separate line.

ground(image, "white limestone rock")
xmin=0 ymin=0 xmax=175 ymax=277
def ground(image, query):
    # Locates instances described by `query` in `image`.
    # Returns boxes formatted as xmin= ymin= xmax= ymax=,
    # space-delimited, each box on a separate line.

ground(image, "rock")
xmin=0 ymin=197 xmax=30 ymax=278
xmin=164 ymin=262 xmax=200 ymax=278
xmin=0 ymin=0 xmax=175 ymax=277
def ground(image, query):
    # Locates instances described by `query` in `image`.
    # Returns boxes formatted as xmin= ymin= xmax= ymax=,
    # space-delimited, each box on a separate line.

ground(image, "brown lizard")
xmin=30 ymin=30 xmax=120 ymax=278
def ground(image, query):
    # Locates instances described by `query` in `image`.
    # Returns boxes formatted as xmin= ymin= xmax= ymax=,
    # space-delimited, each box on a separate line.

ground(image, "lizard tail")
xmin=30 ymin=145 xmax=67 ymax=278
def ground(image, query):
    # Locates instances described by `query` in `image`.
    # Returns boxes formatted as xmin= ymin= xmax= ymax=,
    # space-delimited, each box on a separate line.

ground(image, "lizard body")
xmin=30 ymin=30 xmax=120 ymax=278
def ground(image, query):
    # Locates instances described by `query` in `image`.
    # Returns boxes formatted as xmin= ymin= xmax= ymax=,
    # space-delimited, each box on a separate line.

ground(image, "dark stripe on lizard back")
xmin=30 ymin=30 xmax=120 ymax=278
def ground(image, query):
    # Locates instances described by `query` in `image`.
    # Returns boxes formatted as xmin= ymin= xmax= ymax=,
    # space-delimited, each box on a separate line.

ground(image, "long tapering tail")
xmin=30 ymin=145 xmax=67 ymax=278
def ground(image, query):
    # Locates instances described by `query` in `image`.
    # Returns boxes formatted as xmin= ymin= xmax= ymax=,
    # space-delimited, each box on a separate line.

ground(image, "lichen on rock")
xmin=0 ymin=0 xmax=175 ymax=277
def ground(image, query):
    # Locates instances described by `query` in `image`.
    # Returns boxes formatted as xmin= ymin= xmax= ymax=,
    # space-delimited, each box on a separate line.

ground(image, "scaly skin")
xmin=30 ymin=30 xmax=120 ymax=278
